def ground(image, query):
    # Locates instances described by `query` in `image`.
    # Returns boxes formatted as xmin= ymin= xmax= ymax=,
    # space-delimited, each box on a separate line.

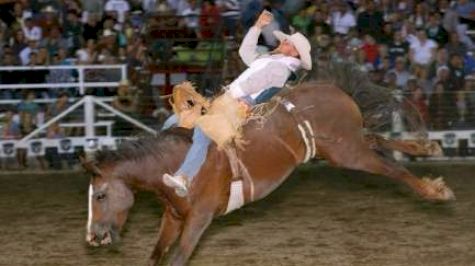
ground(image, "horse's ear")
xmin=79 ymin=155 xmax=87 ymax=165
xmin=79 ymin=155 xmax=101 ymax=177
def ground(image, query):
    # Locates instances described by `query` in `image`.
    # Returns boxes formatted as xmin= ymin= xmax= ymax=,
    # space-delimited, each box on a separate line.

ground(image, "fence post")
xmin=121 ymin=64 xmax=127 ymax=81
xmin=78 ymin=65 xmax=85 ymax=95
xmin=84 ymin=96 xmax=95 ymax=138
xmin=392 ymin=91 xmax=404 ymax=161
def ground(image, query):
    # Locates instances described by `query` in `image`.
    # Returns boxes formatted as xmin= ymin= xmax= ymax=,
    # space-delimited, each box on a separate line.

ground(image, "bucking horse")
xmin=82 ymin=63 xmax=454 ymax=266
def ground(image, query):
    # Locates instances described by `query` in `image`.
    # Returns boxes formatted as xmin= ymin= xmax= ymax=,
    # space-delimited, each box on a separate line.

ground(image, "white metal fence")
xmin=0 ymin=64 xmax=157 ymax=165
xmin=0 ymin=64 xmax=127 ymax=96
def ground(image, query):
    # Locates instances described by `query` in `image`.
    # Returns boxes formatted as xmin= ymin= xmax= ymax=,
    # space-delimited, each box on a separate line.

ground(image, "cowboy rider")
xmin=163 ymin=10 xmax=312 ymax=197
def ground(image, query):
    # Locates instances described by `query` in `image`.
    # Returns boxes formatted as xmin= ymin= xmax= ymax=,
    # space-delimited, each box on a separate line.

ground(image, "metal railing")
xmin=0 ymin=64 xmax=127 ymax=96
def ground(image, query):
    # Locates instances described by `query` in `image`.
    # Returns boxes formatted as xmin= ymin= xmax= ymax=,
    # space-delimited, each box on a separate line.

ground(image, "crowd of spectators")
xmin=2 ymin=0 xmax=475 ymax=169
xmin=293 ymin=0 xmax=475 ymax=131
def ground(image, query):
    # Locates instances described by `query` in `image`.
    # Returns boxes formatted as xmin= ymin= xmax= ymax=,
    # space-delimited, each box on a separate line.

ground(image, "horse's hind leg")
xmin=149 ymin=208 xmax=183 ymax=266
xmin=365 ymin=133 xmax=442 ymax=156
xmin=323 ymin=142 xmax=454 ymax=201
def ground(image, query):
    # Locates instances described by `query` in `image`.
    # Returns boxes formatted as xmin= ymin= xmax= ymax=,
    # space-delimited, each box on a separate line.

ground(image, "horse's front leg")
xmin=169 ymin=211 xmax=214 ymax=266
xmin=148 ymin=208 xmax=183 ymax=266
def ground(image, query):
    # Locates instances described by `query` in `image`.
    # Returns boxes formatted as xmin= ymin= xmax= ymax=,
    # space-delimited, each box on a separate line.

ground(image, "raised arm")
xmin=239 ymin=11 xmax=273 ymax=66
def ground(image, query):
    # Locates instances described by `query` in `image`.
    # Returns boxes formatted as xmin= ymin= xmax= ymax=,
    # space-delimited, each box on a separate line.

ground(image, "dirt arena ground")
xmin=0 ymin=162 xmax=474 ymax=266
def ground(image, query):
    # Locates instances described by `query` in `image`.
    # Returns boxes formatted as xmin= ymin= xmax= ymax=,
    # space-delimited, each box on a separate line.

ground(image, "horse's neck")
xmin=116 ymin=157 xmax=173 ymax=193
xmin=116 ymin=145 xmax=189 ymax=194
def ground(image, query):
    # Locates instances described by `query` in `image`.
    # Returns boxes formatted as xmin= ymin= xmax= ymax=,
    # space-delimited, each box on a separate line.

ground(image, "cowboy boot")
xmin=162 ymin=173 xmax=189 ymax=197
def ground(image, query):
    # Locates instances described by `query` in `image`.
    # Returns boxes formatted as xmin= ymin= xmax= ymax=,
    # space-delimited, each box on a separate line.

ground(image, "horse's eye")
xmin=95 ymin=192 xmax=107 ymax=201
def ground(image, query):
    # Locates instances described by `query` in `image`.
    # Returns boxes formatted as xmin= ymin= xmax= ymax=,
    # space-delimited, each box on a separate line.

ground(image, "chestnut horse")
xmin=84 ymin=70 xmax=454 ymax=265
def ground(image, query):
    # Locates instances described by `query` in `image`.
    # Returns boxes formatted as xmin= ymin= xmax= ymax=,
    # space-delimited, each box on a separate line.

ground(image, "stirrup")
xmin=162 ymin=173 xmax=189 ymax=197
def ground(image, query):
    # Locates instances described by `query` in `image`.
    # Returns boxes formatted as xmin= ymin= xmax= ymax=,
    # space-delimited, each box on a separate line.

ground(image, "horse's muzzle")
xmin=86 ymin=224 xmax=117 ymax=246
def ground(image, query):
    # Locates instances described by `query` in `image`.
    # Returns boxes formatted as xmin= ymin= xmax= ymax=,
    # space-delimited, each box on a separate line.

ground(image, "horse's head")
xmin=82 ymin=157 xmax=134 ymax=246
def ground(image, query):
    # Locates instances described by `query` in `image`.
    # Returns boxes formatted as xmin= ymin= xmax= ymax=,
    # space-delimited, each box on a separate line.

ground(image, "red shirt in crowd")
xmin=362 ymin=43 xmax=379 ymax=65
xmin=200 ymin=2 xmax=221 ymax=38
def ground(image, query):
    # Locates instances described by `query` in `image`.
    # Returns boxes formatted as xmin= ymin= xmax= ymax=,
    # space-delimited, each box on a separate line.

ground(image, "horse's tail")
xmin=312 ymin=61 xmax=427 ymax=140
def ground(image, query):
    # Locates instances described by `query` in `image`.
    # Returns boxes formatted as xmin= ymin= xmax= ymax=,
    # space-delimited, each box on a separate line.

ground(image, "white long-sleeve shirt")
xmin=228 ymin=26 xmax=301 ymax=99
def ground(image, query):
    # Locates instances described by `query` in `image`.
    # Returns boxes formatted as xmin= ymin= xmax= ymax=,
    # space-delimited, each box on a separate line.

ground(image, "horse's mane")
xmin=93 ymin=128 xmax=192 ymax=166
xmin=311 ymin=61 xmax=428 ymax=139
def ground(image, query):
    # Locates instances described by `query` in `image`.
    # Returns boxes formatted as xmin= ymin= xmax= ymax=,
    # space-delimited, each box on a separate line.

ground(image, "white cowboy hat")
xmin=273 ymin=30 xmax=312 ymax=70
xmin=102 ymin=29 xmax=116 ymax=37
xmin=42 ymin=5 xmax=57 ymax=13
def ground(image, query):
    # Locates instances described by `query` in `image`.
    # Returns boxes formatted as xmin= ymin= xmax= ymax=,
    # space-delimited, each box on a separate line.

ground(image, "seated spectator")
xmin=357 ymin=0 xmax=384 ymax=40
xmin=17 ymin=91 xmax=40 ymax=118
xmin=7 ymin=2 xmax=30 ymax=33
xmin=22 ymin=17 xmax=42 ymax=42
xmin=438 ymin=0 xmax=459 ymax=33
xmin=386 ymin=57 xmax=410 ymax=88
xmin=112 ymin=80 xmax=139 ymax=136
xmin=388 ymin=30 xmax=409 ymax=64
xmin=455 ymin=0 xmax=475 ymax=22
xmin=63 ymin=10 xmax=83 ymax=53
xmin=292 ymin=8 xmax=313 ymax=36
xmin=82 ymin=0 xmax=104 ymax=16
xmin=445 ymin=31 xmax=468 ymax=57
xmin=428 ymin=48 xmax=449 ymax=79
xmin=453 ymin=90 xmax=475 ymax=129
xmin=40 ymin=26 xmax=68 ymax=58
xmin=97 ymin=29 xmax=119 ymax=56
xmin=408 ymin=2 xmax=429 ymax=29
xmin=37 ymin=46 xmax=50 ymax=65
xmin=378 ymin=55 xmax=391 ymax=73
xmin=395 ymin=0 xmax=413 ymax=16
xmin=311 ymin=9 xmax=332 ymax=37
xmin=405 ymin=86 xmax=429 ymax=123
xmin=330 ymin=1 xmax=355 ymax=35
xmin=379 ymin=22 xmax=394 ymax=45
xmin=464 ymin=77 xmax=475 ymax=106
xmin=10 ymin=29 xmax=28 ymax=59
xmin=76 ymin=39 xmax=98 ymax=64
xmin=47 ymin=48 xmax=75 ymax=97
xmin=346 ymin=28 xmax=363 ymax=52
xmin=0 ymin=109 xmax=21 ymax=140
xmin=38 ymin=6 xmax=61 ymax=38
xmin=361 ymin=34 xmax=379 ymax=66
xmin=104 ymin=0 xmax=130 ymax=24
xmin=46 ymin=92 xmax=70 ymax=120
xmin=331 ymin=33 xmax=350 ymax=61
xmin=414 ymin=65 xmax=432 ymax=96
xmin=217 ymin=0 xmax=241 ymax=37
xmin=426 ymin=12 xmax=449 ymax=46
xmin=19 ymin=39 xmax=39 ymax=65
xmin=432 ymin=65 xmax=451 ymax=96
xmin=0 ymin=51 xmax=20 ymax=99
xmin=384 ymin=71 xmax=399 ymax=90
xmin=179 ymin=0 xmax=201 ymax=47
xmin=83 ymin=13 xmax=102 ymax=41
xmin=17 ymin=112 xmax=38 ymax=169
xmin=447 ymin=53 xmax=465 ymax=93
xmin=409 ymin=29 xmax=437 ymax=66
xmin=428 ymin=81 xmax=456 ymax=130
xmin=125 ymin=35 xmax=147 ymax=68
xmin=200 ymin=0 xmax=221 ymax=39
xmin=24 ymin=51 xmax=49 ymax=98
xmin=112 ymin=80 xmax=137 ymax=113
xmin=167 ymin=0 xmax=190 ymax=15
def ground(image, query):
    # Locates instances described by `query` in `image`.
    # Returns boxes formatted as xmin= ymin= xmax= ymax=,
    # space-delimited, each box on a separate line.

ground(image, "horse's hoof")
xmin=420 ymin=177 xmax=455 ymax=201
